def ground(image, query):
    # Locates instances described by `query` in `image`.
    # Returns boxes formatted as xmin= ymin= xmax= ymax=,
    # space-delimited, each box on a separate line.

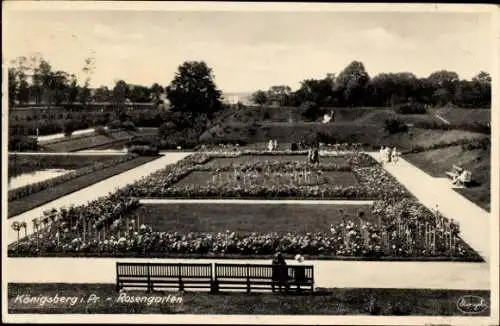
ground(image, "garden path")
xmin=6 ymin=153 xmax=191 ymax=244
xmin=366 ymin=152 xmax=490 ymax=262
xmin=6 ymin=257 xmax=489 ymax=290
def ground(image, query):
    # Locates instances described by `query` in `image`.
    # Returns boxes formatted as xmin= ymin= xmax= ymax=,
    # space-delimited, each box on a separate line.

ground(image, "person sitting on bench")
xmin=453 ymin=169 xmax=472 ymax=187
xmin=294 ymin=254 xmax=306 ymax=293
xmin=271 ymin=252 xmax=289 ymax=293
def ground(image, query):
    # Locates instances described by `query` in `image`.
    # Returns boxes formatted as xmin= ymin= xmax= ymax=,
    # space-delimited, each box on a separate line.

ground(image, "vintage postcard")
xmin=2 ymin=1 xmax=499 ymax=325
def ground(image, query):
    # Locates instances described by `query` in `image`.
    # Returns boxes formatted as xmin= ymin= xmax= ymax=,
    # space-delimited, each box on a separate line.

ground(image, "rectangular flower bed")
xmin=7 ymin=194 xmax=483 ymax=262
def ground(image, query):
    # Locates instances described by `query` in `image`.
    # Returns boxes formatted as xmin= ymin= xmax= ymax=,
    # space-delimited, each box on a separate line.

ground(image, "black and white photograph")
xmin=2 ymin=2 xmax=499 ymax=324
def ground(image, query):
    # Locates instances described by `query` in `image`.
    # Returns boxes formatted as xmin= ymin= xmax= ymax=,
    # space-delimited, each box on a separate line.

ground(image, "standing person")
xmin=379 ymin=146 xmax=386 ymax=164
xmin=273 ymin=139 xmax=278 ymax=151
xmin=392 ymin=146 xmax=398 ymax=163
xmin=387 ymin=146 xmax=393 ymax=163
xmin=268 ymin=139 xmax=274 ymax=151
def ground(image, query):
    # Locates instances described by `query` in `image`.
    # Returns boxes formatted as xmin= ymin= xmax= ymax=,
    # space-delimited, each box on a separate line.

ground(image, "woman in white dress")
xmin=391 ymin=147 xmax=398 ymax=163
xmin=268 ymin=139 xmax=274 ymax=151
xmin=379 ymin=146 xmax=386 ymax=163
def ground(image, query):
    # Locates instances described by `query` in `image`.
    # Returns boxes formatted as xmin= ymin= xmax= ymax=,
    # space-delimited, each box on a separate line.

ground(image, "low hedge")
xmin=413 ymin=121 xmax=490 ymax=134
xmin=401 ymin=137 xmax=490 ymax=155
xmin=394 ymin=103 xmax=427 ymax=114
xmin=8 ymin=154 xmax=140 ymax=202
xmin=128 ymin=145 xmax=160 ymax=156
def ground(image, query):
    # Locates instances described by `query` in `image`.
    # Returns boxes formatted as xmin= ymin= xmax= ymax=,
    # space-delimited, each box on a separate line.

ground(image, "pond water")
xmin=8 ymin=169 xmax=74 ymax=190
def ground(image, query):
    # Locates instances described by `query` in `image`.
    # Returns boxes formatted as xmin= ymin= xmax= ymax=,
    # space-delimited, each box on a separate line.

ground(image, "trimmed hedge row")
xmin=8 ymin=154 xmax=140 ymax=202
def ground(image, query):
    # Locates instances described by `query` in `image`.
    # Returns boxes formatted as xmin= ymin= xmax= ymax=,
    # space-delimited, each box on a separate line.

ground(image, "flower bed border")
xmin=8 ymin=154 xmax=143 ymax=202
xmin=7 ymin=251 xmax=484 ymax=262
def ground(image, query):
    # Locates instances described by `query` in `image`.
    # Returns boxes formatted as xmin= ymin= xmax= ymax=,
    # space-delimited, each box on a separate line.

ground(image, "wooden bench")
xmin=116 ymin=262 xmax=213 ymax=292
xmin=213 ymin=263 xmax=314 ymax=293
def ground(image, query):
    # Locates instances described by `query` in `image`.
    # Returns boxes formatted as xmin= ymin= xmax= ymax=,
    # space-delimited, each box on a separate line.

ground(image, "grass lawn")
xmin=8 ymin=156 xmax=158 ymax=217
xmin=124 ymin=203 xmax=373 ymax=234
xmin=404 ymin=145 xmax=490 ymax=212
xmin=435 ymin=107 xmax=491 ymax=124
xmin=7 ymin=283 xmax=490 ymax=316
xmin=8 ymin=155 xmax=118 ymax=177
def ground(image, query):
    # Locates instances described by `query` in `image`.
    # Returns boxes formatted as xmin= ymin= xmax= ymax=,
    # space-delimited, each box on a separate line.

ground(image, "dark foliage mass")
xmin=251 ymin=63 xmax=491 ymax=121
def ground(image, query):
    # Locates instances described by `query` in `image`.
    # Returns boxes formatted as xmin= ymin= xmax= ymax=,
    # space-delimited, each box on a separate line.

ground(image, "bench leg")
xmin=210 ymin=281 xmax=219 ymax=294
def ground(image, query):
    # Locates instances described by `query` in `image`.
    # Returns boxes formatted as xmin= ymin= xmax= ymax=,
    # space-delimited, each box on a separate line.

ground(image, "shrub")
xmin=128 ymin=145 xmax=159 ymax=156
xmin=394 ymin=103 xmax=427 ymax=114
xmin=301 ymin=101 xmax=323 ymax=121
xmin=95 ymin=126 xmax=109 ymax=136
xmin=413 ymin=121 xmax=490 ymax=134
xmin=384 ymin=119 xmax=408 ymax=134
xmin=63 ymin=120 xmax=77 ymax=137
xmin=122 ymin=120 xmax=136 ymax=131
xmin=107 ymin=119 xmax=122 ymax=130
xmin=461 ymin=137 xmax=491 ymax=151
xmin=8 ymin=135 xmax=38 ymax=151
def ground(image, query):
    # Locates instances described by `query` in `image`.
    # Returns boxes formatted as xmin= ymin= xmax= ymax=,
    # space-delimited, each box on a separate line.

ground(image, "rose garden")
xmin=8 ymin=149 xmax=482 ymax=261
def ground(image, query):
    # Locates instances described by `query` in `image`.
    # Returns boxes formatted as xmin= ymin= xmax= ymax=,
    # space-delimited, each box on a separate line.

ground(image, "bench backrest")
xmin=215 ymin=263 xmax=314 ymax=281
xmin=117 ymin=263 xmax=213 ymax=279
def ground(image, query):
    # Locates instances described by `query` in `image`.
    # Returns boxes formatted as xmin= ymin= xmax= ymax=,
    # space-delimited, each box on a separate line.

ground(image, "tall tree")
xmin=427 ymin=70 xmax=459 ymax=106
xmin=267 ymin=85 xmax=292 ymax=106
xmin=79 ymin=57 xmax=96 ymax=105
xmin=334 ymin=61 xmax=370 ymax=107
xmin=128 ymin=85 xmax=152 ymax=103
xmin=250 ymin=90 xmax=268 ymax=105
xmin=93 ymin=86 xmax=111 ymax=103
xmin=68 ymin=74 xmax=79 ymax=104
xmin=472 ymin=71 xmax=491 ymax=108
xmin=111 ymin=80 xmax=130 ymax=104
xmin=150 ymin=83 xmax=164 ymax=107
xmin=166 ymin=61 xmax=223 ymax=119
xmin=50 ymin=71 xmax=70 ymax=105
xmin=8 ymin=68 xmax=19 ymax=107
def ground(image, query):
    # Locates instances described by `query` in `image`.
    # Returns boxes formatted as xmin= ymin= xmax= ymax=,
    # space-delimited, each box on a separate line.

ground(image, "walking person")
xmin=379 ymin=146 xmax=386 ymax=164
xmin=392 ymin=146 xmax=399 ymax=163
xmin=386 ymin=146 xmax=393 ymax=163
xmin=273 ymin=139 xmax=278 ymax=151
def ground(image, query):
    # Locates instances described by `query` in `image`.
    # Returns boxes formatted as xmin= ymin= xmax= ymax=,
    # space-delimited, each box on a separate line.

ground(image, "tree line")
xmin=9 ymin=55 xmax=226 ymax=150
xmin=251 ymin=61 xmax=491 ymax=110
xmin=8 ymin=55 xmax=166 ymax=107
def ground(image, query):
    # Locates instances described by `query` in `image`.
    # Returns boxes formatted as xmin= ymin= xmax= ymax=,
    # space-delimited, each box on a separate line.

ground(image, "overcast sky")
xmin=4 ymin=8 xmax=493 ymax=93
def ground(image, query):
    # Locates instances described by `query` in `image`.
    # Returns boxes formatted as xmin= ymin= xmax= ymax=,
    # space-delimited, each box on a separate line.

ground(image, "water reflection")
xmin=8 ymin=169 xmax=73 ymax=190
